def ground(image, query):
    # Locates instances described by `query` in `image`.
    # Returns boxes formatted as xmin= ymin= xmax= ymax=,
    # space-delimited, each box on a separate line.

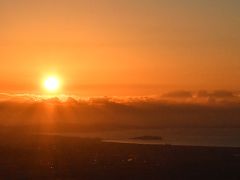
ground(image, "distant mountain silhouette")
xmin=130 ymin=136 xmax=162 ymax=140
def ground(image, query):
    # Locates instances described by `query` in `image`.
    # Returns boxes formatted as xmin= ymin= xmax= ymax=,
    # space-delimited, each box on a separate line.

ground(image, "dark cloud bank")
xmin=0 ymin=90 xmax=240 ymax=132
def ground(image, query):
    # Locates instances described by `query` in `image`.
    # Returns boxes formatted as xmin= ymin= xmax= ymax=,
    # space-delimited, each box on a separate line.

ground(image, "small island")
xmin=130 ymin=136 xmax=162 ymax=140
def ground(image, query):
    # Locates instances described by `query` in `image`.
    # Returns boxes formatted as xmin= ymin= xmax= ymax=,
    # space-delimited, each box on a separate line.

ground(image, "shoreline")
xmin=103 ymin=139 xmax=240 ymax=148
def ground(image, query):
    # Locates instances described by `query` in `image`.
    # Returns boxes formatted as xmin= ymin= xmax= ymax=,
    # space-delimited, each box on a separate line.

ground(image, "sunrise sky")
xmin=0 ymin=0 xmax=239 ymax=95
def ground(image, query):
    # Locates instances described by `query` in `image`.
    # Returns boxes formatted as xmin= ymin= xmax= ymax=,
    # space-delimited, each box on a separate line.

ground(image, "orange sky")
xmin=0 ymin=0 xmax=239 ymax=96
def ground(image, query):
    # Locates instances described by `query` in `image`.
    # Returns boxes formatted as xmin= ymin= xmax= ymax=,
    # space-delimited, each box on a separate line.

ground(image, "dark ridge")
xmin=130 ymin=135 xmax=162 ymax=140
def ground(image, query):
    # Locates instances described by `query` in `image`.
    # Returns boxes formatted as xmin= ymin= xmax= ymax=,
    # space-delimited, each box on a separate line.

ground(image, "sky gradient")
xmin=0 ymin=0 xmax=239 ymax=95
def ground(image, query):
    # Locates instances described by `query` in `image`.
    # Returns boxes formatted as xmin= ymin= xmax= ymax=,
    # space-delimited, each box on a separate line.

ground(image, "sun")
xmin=43 ymin=76 xmax=60 ymax=92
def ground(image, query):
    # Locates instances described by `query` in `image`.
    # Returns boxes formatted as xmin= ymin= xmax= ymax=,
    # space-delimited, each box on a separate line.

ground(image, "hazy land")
xmin=0 ymin=133 xmax=239 ymax=180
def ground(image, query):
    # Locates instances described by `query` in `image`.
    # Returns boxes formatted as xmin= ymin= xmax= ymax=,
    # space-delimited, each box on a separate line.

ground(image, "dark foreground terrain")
xmin=0 ymin=133 xmax=239 ymax=180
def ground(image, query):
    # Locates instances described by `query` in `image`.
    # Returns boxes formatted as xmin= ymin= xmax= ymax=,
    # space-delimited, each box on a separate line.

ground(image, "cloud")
xmin=197 ymin=90 xmax=237 ymax=98
xmin=0 ymin=91 xmax=239 ymax=132
xmin=161 ymin=91 xmax=193 ymax=98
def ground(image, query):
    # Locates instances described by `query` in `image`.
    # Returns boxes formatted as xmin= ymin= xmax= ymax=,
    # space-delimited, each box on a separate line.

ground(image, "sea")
xmin=42 ymin=128 xmax=240 ymax=147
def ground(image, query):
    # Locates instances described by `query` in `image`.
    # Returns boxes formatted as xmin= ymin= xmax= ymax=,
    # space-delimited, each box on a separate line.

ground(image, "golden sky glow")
xmin=0 ymin=0 xmax=239 ymax=95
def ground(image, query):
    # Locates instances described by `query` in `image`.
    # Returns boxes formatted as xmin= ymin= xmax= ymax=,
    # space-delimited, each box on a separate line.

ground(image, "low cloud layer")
xmin=0 ymin=90 xmax=239 ymax=132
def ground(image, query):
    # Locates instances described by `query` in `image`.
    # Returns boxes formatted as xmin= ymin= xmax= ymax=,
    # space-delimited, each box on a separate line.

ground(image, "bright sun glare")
xmin=44 ymin=76 xmax=60 ymax=92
